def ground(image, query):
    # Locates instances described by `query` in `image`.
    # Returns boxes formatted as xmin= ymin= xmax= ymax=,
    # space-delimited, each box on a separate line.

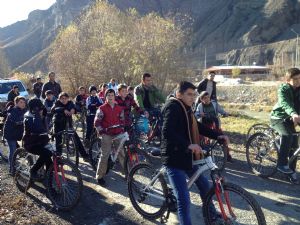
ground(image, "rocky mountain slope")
xmin=1 ymin=0 xmax=300 ymax=73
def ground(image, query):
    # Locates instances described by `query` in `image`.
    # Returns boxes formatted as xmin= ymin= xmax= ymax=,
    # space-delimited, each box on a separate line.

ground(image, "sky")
xmin=0 ymin=0 xmax=56 ymax=28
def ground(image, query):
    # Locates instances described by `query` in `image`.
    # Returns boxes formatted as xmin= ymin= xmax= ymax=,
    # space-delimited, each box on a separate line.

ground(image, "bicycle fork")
xmin=214 ymin=177 xmax=236 ymax=222
xmin=53 ymin=157 xmax=67 ymax=189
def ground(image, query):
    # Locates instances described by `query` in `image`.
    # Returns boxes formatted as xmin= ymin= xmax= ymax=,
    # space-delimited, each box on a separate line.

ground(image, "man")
xmin=7 ymin=85 xmax=19 ymax=102
xmin=94 ymin=89 xmax=125 ymax=186
xmin=161 ymin=81 xmax=229 ymax=225
xmin=270 ymin=68 xmax=300 ymax=184
xmin=41 ymin=72 xmax=62 ymax=99
xmin=197 ymin=71 xmax=217 ymax=100
xmin=33 ymin=77 xmax=43 ymax=99
xmin=107 ymin=78 xmax=118 ymax=93
xmin=134 ymin=73 xmax=165 ymax=116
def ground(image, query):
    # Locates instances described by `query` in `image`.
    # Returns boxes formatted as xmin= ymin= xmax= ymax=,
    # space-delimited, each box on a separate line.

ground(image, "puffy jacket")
xmin=23 ymin=111 xmax=49 ymax=150
xmin=86 ymin=95 xmax=103 ymax=115
xmin=3 ymin=106 xmax=25 ymax=141
xmin=134 ymin=84 xmax=165 ymax=110
xmin=94 ymin=103 xmax=124 ymax=135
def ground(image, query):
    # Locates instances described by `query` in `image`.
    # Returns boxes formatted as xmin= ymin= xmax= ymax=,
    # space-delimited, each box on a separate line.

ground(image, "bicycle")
xmin=245 ymin=123 xmax=273 ymax=142
xmin=74 ymin=106 xmax=87 ymax=139
xmin=89 ymin=124 xmax=150 ymax=178
xmin=127 ymin=148 xmax=266 ymax=224
xmin=146 ymin=108 xmax=162 ymax=147
xmin=246 ymin=128 xmax=300 ymax=178
xmin=12 ymin=141 xmax=83 ymax=211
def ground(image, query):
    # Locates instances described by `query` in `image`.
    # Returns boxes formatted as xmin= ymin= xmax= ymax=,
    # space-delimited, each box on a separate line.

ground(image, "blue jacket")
xmin=23 ymin=111 xmax=49 ymax=150
xmin=3 ymin=106 xmax=25 ymax=141
xmin=86 ymin=95 xmax=102 ymax=116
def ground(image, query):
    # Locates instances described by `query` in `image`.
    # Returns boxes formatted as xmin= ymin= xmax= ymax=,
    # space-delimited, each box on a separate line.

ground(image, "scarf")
xmin=171 ymin=97 xmax=200 ymax=145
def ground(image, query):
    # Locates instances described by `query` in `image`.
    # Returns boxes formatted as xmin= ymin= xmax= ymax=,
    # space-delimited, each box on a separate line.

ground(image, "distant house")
xmin=206 ymin=65 xmax=270 ymax=79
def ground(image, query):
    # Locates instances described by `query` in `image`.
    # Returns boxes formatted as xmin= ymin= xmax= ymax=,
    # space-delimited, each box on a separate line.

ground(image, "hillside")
xmin=1 ymin=0 xmax=300 ymax=73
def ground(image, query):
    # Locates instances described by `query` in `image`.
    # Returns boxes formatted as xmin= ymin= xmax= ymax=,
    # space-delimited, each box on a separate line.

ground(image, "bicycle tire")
xmin=124 ymin=146 xmax=151 ymax=178
xmin=64 ymin=134 xmax=79 ymax=166
xmin=12 ymin=148 xmax=33 ymax=193
xmin=89 ymin=137 xmax=101 ymax=171
xmin=210 ymin=141 xmax=227 ymax=171
xmin=0 ymin=130 xmax=9 ymax=162
xmin=246 ymin=132 xmax=278 ymax=178
xmin=246 ymin=123 xmax=272 ymax=142
xmin=203 ymin=182 xmax=266 ymax=225
xmin=46 ymin=158 xmax=83 ymax=211
xmin=127 ymin=163 xmax=168 ymax=220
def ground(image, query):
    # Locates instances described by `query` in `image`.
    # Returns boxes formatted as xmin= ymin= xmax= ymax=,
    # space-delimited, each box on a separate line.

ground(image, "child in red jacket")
xmin=94 ymin=89 xmax=125 ymax=186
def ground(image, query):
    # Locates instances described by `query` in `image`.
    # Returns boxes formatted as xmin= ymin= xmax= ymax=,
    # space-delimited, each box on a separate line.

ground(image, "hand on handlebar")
xmin=188 ymin=144 xmax=203 ymax=160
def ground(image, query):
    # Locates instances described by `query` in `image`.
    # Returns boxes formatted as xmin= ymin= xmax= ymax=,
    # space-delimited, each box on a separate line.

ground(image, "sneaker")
xmin=288 ymin=173 xmax=299 ymax=185
xmin=277 ymin=165 xmax=293 ymax=174
xmin=97 ymin=178 xmax=106 ymax=186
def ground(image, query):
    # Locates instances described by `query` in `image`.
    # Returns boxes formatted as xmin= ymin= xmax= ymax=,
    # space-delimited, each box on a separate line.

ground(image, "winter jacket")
xmin=195 ymin=101 xmax=227 ymax=127
xmin=3 ymin=106 xmax=25 ymax=141
xmin=41 ymin=81 xmax=62 ymax=99
xmin=51 ymin=100 xmax=76 ymax=124
xmin=134 ymin=84 xmax=165 ymax=110
xmin=271 ymin=83 xmax=300 ymax=120
xmin=86 ymin=95 xmax=103 ymax=116
xmin=7 ymin=90 xmax=19 ymax=102
xmin=161 ymin=98 xmax=221 ymax=170
xmin=94 ymin=103 xmax=124 ymax=135
xmin=75 ymin=94 xmax=88 ymax=108
xmin=115 ymin=95 xmax=143 ymax=127
xmin=197 ymin=78 xmax=217 ymax=100
xmin=23 ymin=111 xmax=49 ymax=151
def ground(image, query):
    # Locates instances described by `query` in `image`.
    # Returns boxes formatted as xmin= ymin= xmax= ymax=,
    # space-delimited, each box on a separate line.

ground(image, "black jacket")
xmin=41 ymin=81 xmax=62 ymax=99
xmin=7 ymin=90 xmax=19 ymax=102
xmin=197 ymin=78 xmax=217 ymax=100
xmin=33 ymin=82 xmax=43 ymax=98
xmin=161 ymin=98 xmax=221 ymax=170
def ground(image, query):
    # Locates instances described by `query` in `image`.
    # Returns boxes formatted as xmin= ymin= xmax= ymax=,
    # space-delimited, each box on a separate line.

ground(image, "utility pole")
xmin=291 ymin=29 xmax=299 ymax=67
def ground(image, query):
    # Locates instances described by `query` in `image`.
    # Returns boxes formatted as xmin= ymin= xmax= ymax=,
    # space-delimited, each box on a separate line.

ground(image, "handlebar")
xmin=106 ymin=124 xmax=124 ymax=130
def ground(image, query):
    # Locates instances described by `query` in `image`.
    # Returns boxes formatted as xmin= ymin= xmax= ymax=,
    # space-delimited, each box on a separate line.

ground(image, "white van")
xmin=0 ymin=79 xmax=29 ymax=103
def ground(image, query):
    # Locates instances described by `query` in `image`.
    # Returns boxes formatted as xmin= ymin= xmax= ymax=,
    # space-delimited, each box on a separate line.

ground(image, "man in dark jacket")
xmin=51 ymin=92 xmax=88 ymax=160
xmin=23 ymin=98 xmax=52 ymax=180
xmin=197 ymin=72 xmax=217 ymax=100
xmin=7 ymin=85 xmax=20 ymax=102
xmin=33 ymin=77 xmax=43 ymax=99
xmin=41 ymin=72 xmax=62 ymax=99
xmin=3 ymin=96 xmax=26 ymax=173
xmin=161 ymin=81 xmax=229 ymax=225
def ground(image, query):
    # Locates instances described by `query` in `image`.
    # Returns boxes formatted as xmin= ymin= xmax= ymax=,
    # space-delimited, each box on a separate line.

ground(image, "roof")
xmin=207 ymin=65 xmax=270 ymax=71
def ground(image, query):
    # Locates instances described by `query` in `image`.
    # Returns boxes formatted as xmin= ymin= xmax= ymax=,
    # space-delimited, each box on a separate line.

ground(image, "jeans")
xmin=270 ymin=119 xmax=298 ymax=171
xmin=166 ymin=166 xmax=212 ymax=225
xmin=7 ymin=140 xmax=17 ymax=173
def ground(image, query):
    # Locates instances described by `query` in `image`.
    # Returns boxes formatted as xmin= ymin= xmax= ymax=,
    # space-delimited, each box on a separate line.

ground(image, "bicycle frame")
xmin=110 ymin=132 xmax=130 ymax=163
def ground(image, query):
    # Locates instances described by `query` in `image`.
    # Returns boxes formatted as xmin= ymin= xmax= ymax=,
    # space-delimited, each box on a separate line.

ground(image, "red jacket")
xmin=94 ymin=103 xmax=124 ymax=135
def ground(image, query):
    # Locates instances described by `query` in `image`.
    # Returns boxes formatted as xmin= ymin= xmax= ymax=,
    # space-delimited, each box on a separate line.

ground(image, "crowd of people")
xmin=1 ymin=68 xmax=299 ymax=225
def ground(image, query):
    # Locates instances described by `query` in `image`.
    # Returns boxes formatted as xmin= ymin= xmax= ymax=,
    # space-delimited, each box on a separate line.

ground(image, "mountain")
xmin=1 ymin=0 xmax=300 ymax=73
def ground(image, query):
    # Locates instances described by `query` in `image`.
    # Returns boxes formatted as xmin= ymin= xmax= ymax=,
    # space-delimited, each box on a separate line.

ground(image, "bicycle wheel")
xmin=128 ymin=163 xmax=168 ymax=220
xmin=246 ymin=123 xmax=272 ymax=141
xmin=0 ymin=130 xmax=9 ymax=162
xmin=246 ymin=132 xmax=278 ymax=178
xmin=124 ymin=146 xmax=151 ymax=178
xmin=210 ymin=141 xmax=227 ymax=171
xmin=46 ymin=158 xmax=83 ymax=211
xmin=12 ymin=148 xmax=33 ymax=192
xmin=89 ymin=137 xmax=101 ymax=171
xmin=64 ymin=134 xmax=79 ymax=166
xmin=203 ymin=182 xmax=266 ymax=225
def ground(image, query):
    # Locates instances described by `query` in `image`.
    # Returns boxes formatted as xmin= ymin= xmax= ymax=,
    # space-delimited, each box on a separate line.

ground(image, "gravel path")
xmin=1 ymin=138 xmax=300 ymax=225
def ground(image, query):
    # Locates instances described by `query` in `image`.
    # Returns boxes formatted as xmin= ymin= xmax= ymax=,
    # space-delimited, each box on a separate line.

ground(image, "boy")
xmin=94 ymin=89 xmax=125 ymax=186
xmin=115 ymin=84 xmax=146 ymax=131
xmin=43 ymin=90 xmax=56 ymax=128
xmin=270 ymin=68 xmax=300 ymax=184
xmin=75 ymin=86 xmax=88 ymax=112
xmin=3 ymin=96 xmax=26 ymax=174
xmin=98 ymin=83 xmax=108 ymax=102
xmin=195 ymin=91 xmax=232 ymax=162
xmin=23 ymin=98 xmax=52 ymax=180
xmin=85 ymin=86 xmax=103 ymax=144
xmin=51 ymin=92 xmax=89 ymax=160
xmin=127 ymin=86 xmax=134 ymax=99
